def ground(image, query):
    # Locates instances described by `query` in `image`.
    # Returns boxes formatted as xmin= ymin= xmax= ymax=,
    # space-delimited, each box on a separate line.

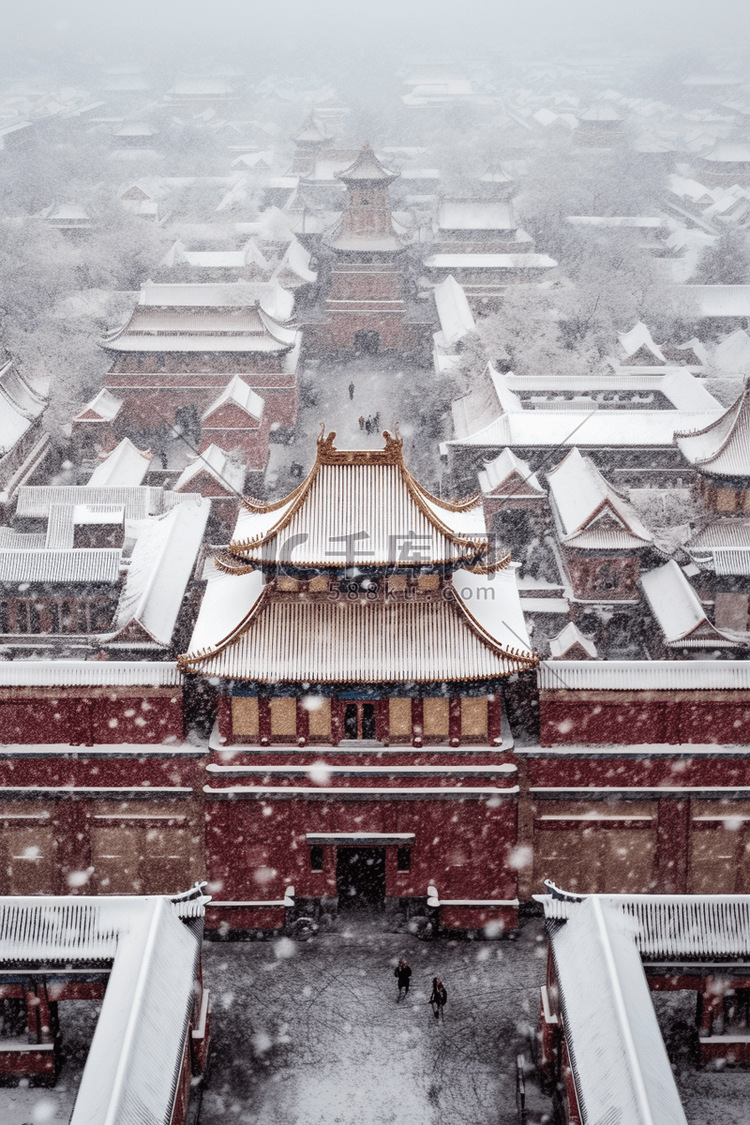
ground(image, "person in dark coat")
xmin=348 ymin=382 xmax=355 ymax=400
xmin=358 ymin=415 xmax=365 ymax=430
xmin=430 ymin=977 xmax=447 ymax=1020
xmin=394 ymin=959 xmax=412 ymax=1002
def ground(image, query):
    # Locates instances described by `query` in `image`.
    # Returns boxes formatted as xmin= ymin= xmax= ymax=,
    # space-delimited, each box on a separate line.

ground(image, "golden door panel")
xmin=461 ymin=697 xmax=488 ymax=739
xmin=232 ymin=697 xmax=259 ymax=738
xmin=270 ymin=697 xmax=297 ymax=737
xmin=423 ymin=698 xmax=449 ymax=737
xmin=389 ymin=698 xmax=412 ymax=738
xmin=532 ymin=802 xmax=656 ymax=895
xmin=532 ymin=828 xmax=598 ymax=895
xmin=308 ymin=697 xmax=331 ymax=739
xmin=690 ymin=805 xmax=750 ymax=895
xmin=600 ymin=829 xmax=655 ymax=894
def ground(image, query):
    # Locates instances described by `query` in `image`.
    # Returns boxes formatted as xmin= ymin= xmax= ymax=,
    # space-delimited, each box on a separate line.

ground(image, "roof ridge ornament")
xmin=315 ymin=424 xmax=405 ymax=465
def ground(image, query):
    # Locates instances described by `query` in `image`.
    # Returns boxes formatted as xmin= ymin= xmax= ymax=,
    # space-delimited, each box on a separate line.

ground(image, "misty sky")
xmin=3 ymin=0 xmax=750 ymax=75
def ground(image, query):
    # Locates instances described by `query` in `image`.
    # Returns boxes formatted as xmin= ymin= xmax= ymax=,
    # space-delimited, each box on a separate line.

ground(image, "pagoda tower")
xmin=289 ymin=113 xmax=333 ymax=175
xmin=316 ymin=143 xmax=417 ymax=355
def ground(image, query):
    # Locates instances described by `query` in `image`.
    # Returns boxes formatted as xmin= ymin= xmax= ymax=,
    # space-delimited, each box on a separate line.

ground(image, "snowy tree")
xmin=457 ymin=286 xmax=596 ymax=388
xmin=692 ymin=227 xmax=750 ymax=286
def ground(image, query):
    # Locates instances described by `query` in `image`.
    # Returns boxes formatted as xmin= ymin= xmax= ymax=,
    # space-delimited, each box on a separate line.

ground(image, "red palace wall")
xmin=0 ymin=686 xmax=184 ymax=745
xmin=203 ymin=791 xmax=518 ymax=933
xmin=0 ymin=745 xmax=204 ymax=896
xmin=328 ymin=266 xmax=404 ymax=301
xmin=313 ymin=315 xmax=423 ymax=353
xmin=103 ymin=381 xmax=298 ymax=431
xmin=540 ymin=690 xmax=750 ymax=746
xmin=563 ymin=552 xmax=641 ymax=601
xmin=5 ymin=672 xmax=750 ymax=929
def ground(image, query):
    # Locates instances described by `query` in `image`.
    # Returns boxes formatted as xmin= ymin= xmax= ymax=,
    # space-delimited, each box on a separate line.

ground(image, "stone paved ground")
xmin=199 ymin=914 xmax=551 ymax=1125
xmin=265 ymin=355 xmax=451 ymax=501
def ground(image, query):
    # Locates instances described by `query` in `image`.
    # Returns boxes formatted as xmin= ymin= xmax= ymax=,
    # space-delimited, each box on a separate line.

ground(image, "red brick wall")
xmin=0 ymin=687 xmax=184 ymax=745
xmin=540 ymin=690 xmax=750 ymax=746
xmin=564 ymin=551 xmax=640 ymax=600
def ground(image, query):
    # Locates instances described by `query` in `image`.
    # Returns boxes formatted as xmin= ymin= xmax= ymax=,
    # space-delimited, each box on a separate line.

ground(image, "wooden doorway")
xmin=354 ymin=329 xmax=380 ymax=354
xmin=342 ymin=702 xmax=377 ymax=740
xmin=336 ymin=847 xmax=386 ymax=911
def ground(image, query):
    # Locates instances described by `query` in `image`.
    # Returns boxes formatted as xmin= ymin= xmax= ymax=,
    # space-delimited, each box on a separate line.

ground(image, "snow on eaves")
xmin=87 ymin=438 xmax=153 ymax=488
xmin=109 ymin=500 xmax=210 ymax=646
xmin=547 ymin=897 xmax=688 ymax=1125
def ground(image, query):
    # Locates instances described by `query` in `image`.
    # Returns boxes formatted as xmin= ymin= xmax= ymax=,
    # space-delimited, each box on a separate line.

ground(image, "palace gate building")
xmin=179 ymin=426 xmax=538 ymax=934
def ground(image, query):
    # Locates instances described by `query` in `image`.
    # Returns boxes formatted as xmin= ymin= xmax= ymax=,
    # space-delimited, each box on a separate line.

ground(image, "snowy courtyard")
xmin=199 ymin=916 xmax=549 ymax=1125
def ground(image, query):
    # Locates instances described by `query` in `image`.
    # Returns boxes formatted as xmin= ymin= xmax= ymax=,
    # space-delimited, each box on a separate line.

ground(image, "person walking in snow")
xmin=429 ymin=977 xmax=447 ymax=1021
xmin=348 ymin=382 xmax=355 ymax=400
xmin=395 ymin=959 xmax=412 ymax=1002
xmin=359 ymin=415 xmax=365 ymax=431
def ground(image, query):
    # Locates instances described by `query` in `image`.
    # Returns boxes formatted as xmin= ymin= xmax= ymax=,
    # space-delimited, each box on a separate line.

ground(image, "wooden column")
xmin=296 ymin=699 xmax=310 ymax=744
xmin=330 ymin=698 xmax=343 ymax=746
xmin=216 ymin=694 xmax=233 ymax=744
xmin=411 ymin=698 xmax=423 ymax=746
xmin=258 ymin=697 xmax=272 ymax=744
xmin=448 ymin=698 xmax=461 ymax=744
xmin=488 ymin=693 xmax=503 ymax=743
xmin=377 ymin=697 xmax=390 ymax=745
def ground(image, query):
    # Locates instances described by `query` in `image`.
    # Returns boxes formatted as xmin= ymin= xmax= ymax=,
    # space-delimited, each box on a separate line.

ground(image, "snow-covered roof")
xmin=228 ymin=429 xmax=488 ymax=567
xmin=87 ymin=437 xmax=153 ymax=488
xmin=294 ymin=114 xmax=333 ymax=144
xmin=686 ymin=518 xmax=750 ymax=574
xmin=433 ymin=275 xmax=476 ymax=349
xmin=703 ymin=142 xmax=750 ymax=164
xmin=181 ymin=560 xmax=535 ymax=682
xmin=437 ymin=201 xmax=515 ymax=231
xmin=136 ymin=278 xmax=294 ymax=322
xmin=478 ymin=447 xmax=544 ymax=497
xmin=579 ymin=102 xmax=623 ymax=122
xmin=102 ymin=302 xmax=298 ymax=354
xmin=640 ymin=559 xmax=738 ymax=647
xmin=618 ymin=322 xmax=666 ymax=364
xmin=449 ymin=369 xmax=724 ymax=451
xmin=567 ymin=216 xmax=665 ymax=229
xmin=424 ymin=253 xmax=557 ymax=270
xmin=19 ymin=485 xmax=156 ymax=521
xmin=539 ymin=659 xmax=750 ymax=691
xmin=19 ymin=890 xmax=207 ymax=1125
xmin=270 ymin=238 xmax=317 ymax=287
xmin=109 ymin=501 xmax=210 ymax=645
xmin=336 ymin=142 xmax=398 ymax=184
xmin=73 ymin=387 xmax=124 ymax=423
xmin=502 ymin=369 xmax=719 ymax=412
xmin=163 ymin=243 xmax=247 ymax=270
xmin=546 ymin=448 xmax=653 ymax=549
xmin=0 ymin=661 xmax=181 ymax=687
xmin=541 ymin=890 xmax=750 ymax=956
xmin=173 ymin=444 xmax=246 ymax=495
xmin=113 ymin=121 xmax=157 ymax=137
xmin=202 ymin=374 xmax=264 ymax=422
xmin=0 ymin=548 xmax=121 ymax=585
xmin=0 ymin=357 xmax=47 ymax=453
xmin=544 ymin=897 xmax=687 ymax=1125
xmin=675 ymin=380 xmax=750 ymax=478
xmin=548 ymin=621 xmax=597 ymax=659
